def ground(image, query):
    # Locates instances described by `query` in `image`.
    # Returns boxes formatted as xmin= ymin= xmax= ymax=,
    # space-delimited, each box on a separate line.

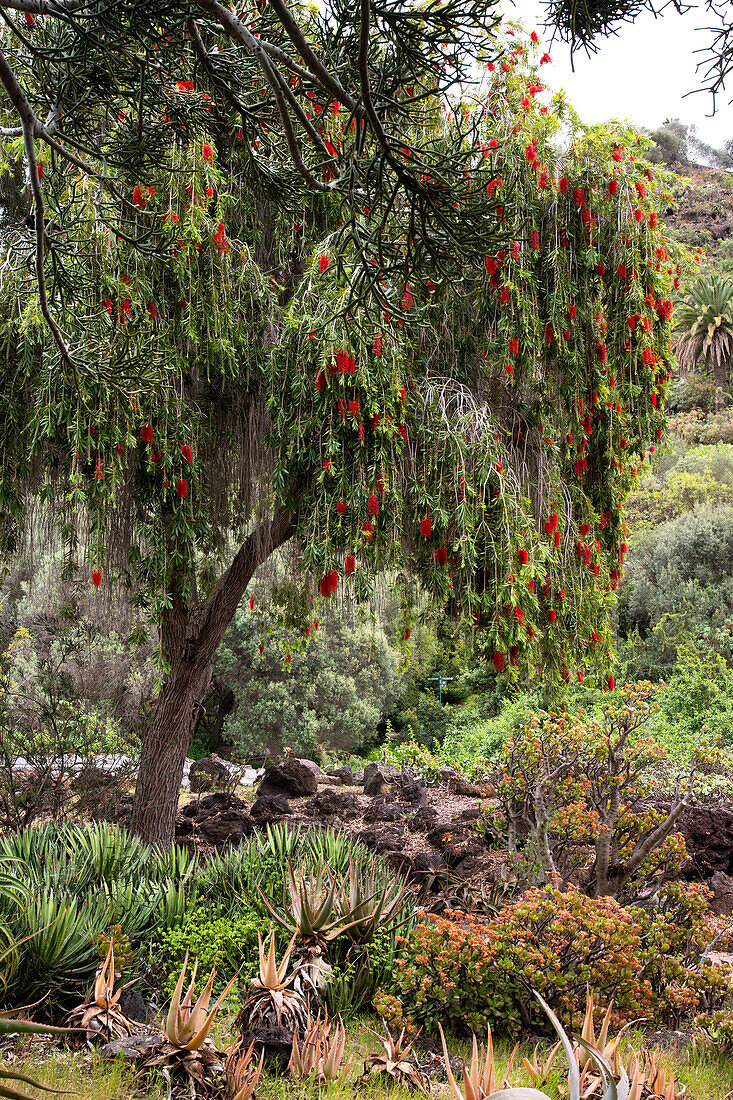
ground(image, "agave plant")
xmin=289 ymin=1010 xmax=352 ymax=1082
xmin=361 ymin=1023 xmax=430 ymax=1093
xmin=224 ymin=1038 xmax=265 ymax=1100
xmin=140 ymin=952 xmax=237 ymax=1095
xmin=236 ymin=933 xmax=307 ymax=1034
xmin=63 ymin=939 xmax=141 ymax=1044
xmin=257 ymin=863 xmax=358 ymax=994
xmin=334 ymin=857 xmax=410 ymax=946
xmin=438 ymin=1025 xmax=519 ymax=1100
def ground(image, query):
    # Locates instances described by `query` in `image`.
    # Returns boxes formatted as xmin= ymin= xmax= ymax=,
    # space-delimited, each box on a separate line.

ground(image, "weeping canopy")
xmin=0 ymin=18 xmax=688 ymax=690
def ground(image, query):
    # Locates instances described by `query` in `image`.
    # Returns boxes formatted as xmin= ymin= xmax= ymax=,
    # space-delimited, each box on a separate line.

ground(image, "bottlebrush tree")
xmin=0 ymin=3 xmax=687 ymax=844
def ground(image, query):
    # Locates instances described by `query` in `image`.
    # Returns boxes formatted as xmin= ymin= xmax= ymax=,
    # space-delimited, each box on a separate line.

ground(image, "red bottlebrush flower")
xmin=607 ymin=674 xmax=615 ymax=691
xmin=518 ymin=548 xmax=529 ymax=565
xmin=103 ymin=298 xmax=113 ymax=316
xmin=485 ymin=257 xmax=498 ymax=276
xmin=368 ymin=494 xmax=379 ymax=516
xmin=142 ymin=425 xmax=153 ymax=445
xmin=496 ymin=461 xmax=503 ymax=474
xmin=315 ymin=370 xmax=326 ymax=393
xmin=634 ymin=208 xmax=643 ymax=223
xmin=362 ymin=520 xmax=373 ymax=541
xmin=508 ymin=337 xmax=519 ymax=356
xmin=24 ymin=11 xmax=34 ymax=24
xmin=319 ymin=575 xmax=329 ymax=598
xmin=328 ymin=570 xmax=338 ymax=595
xmin=635 ymin=181 xmax=646 ymax=198
xmin=132 ymin=186 xmax=146 ymax=208
xmin=504 ymin=363 xmax=514 ymax=375
xmin=617 ymin=262 xmax=627 ymax=280
xmin=651 ymin=393 xmax=658 ymax=407
xmin=649 ymin=212 xmax=658 ymax=228
xmin=595 ymin=262 xmax=606 ymax=277
xmin=338 ymin=399 xmax=347 ymax=420
xmin=181 ymin=444 xmax=193 ymax=463
xmin=94 ymin=460 xmax=104 ymax=481
xmin=544 ymin=323 xmax=554 ymax=343
xmin=202 ymin=143 xmax=213 ymax=162
xmin=349 ymin=400 xmax=360 ymax=418
xmin=336 ymin=501 xmax=347 ymax=515
xmin=530 ymin=30 xmax=539 ymax=42
xmin=401 ymin=287 xmax=413 ymax=311
xmin=558 ymin=176 xmax=568 ymax=193
xmin=373 ymin=333 xmax=383 ymax=357
xmin=540 ymin=52 xmax=552 ymax=63
xmin=177 ymin=79 xmax=194 ymax=91
xmin=91 ymin=570 xmax=102 ymax=587
xmin=323 ymin=459 xmax=332 ymax=470
xmin=148 ymin=300 xmax=158 ymax=319
xmin=345 ymin=554 xmax=356 ymax=574
xmin=521 ymin=96 xmax=531 ymax=111
xmin=398 ymin=424 xmax=408 ymax=443
xmin=567 ymin=304 xmax=577 ymax=319
xmin=493 ymin=651 xmax=505 ymax=673
xmin=319 ymin=254 xmax=330 ymax=272
xmin=249 ymin=596 xmax=255 ymax=610
xmin=548 ymin=608 xmax=556 ymax=623
xmin=371 ymin=413 xmax=381 ymax=430
xmin=405 ymin=628 xmax=411 ymax=640
xmin=537 ymin=171 xmax=548 ymax=189
xmin=531 ymin=230 xmax=540 ymax=250
xmin=608 ymin=178 xmax=618 ymax=196
xmin=116 ymin=444 xmax=124 ymax=456
xmin=436 ymin=546 xmax=447 ymax=565
xmin=420 ymin=517 xmax=432 ymax=538
xmin=500 ymin=286 xmax=511 ymax=305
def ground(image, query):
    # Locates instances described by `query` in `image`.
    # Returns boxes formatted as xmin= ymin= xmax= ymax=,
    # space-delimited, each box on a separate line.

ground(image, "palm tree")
xmin=674 ymin=274 xmax=733 ymax=411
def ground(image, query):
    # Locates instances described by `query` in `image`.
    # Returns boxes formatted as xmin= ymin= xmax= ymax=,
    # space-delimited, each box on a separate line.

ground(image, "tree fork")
xmin=130 ymin=501 xmax=295 ymax=847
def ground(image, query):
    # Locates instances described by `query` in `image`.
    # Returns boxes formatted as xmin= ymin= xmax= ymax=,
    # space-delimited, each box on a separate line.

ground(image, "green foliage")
xmin=380 ymin=881 xmax=731 ymax=1039
xmin=154 ymin=905 xmax=260 ymax=1001
xmin=620 ymin=505 xmax=733 ymax=669
xmin=0 ymin=822 xmax=192 ymax=1012
xmin=218 ymin=597 xmax=402 ymax=759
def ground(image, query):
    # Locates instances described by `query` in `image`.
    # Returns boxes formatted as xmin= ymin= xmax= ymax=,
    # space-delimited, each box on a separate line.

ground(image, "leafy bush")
xmin=154 ymin=904 xmax=261 ymax=1001
xmin=379 ymin=882 xmax=732 ymax=1038
xmin=218 ymin=601 xmax=403 ymax=759
xmin=488 ymin=683 xmax=695 ymax=899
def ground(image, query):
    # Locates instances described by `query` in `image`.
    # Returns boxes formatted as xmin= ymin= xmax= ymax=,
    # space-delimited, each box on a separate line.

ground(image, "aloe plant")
xmin=236 ymin=932 xmax=307 ymax=1032
xmin=165 ymin=950 xmax=237 ymax=1051
xmin=64 ymin=939 xmax=140 ymax=1044
xmin=225 ymin=1038 xmax=264 ymax=1100
xmin=361 ymin=1023 xmax=430 ymax=1093
xmin=289 ymin=1011 xmax=352 ymax=1082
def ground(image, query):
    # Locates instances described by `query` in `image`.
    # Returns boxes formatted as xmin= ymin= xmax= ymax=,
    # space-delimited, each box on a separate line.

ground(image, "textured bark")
xmin=130 ymin=503 xmax=294 ymax=847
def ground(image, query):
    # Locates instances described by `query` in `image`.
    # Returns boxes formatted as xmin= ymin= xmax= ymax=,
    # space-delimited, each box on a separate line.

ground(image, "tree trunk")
xmin=129 ymin=502 xmax=295 ymax=847
xmin=714 ymin=354 xmax=728 ymax=412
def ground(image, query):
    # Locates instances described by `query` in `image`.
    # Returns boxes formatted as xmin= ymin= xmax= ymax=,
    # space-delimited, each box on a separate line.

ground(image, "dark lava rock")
xmin=408 ymin=851 xmax=449 ymax=881
xmin=175 ymin=791 xmax=254 ymax=849
xmin=189 ymin=756 xmax=231 ymax=792
xmin=363 ymin=762 xmax=401 ymax=797
xmin=258 ymin=759 xmax=318 ymax=798
xmin=326 ymin=766 xmax=355 ymax=786
xmin=358 ymin=822 xmax=407 ymax=854
xmin=98 ymin=1034 xmax=159 ymax=1061
xmin=363 ymin=801 xmax=408 ymax=824
xmin=709 ymin=870 xmax=733 ymax=915
xmin=304 ymin=788 xmax=361 ymax=820
xmin=118 ymin=989 xmax=148 ymax=1024
xmin=238 ymin=1026 xmax=294 ymax=1071
xmin=250 ymin=793 xmax=293 ymax=821
xmin=398 ymin=775 xmax=429 ymax=807
xmin=677 ymin=805 xmax=733 ymax=876
xmin=408 ymin=805 xmax=439 ymax=833
xmin=297 ymin=758 xmax=327 ymax=781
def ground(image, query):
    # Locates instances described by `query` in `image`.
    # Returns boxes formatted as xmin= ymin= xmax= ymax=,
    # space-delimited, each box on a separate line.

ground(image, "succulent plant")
xmin=140 ymin=952 xmax=237 ymax=1095
xmin=0 ymin=1016 xmax=77 ymax=1100
xmin=361 ymin=1023 xmax=430 ymax=1093
xmin=63 ymin=939 xmax=140 ymax=1045
xmin=289 ymin=1010 xmax=352 ymax=1082
xmin=225 ymin=1038 xmax=265 ymax=1100
xmin=236 ymin=933 xmax=307 ymax=1033
xmin=334 ymin=857 xmax=410 ymax=945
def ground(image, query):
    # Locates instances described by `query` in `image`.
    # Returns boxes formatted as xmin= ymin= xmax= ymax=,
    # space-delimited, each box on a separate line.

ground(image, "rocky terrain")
xmin=174 ymin=756 xmax=733 ymax=914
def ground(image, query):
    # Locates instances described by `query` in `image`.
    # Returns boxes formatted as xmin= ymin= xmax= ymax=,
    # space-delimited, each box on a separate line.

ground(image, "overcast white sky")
xmin=509 ymin=0 xmax=732 ymax=150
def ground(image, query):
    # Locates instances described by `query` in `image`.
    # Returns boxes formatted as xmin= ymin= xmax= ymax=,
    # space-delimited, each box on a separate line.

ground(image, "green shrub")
xmin=379 ymin=882 xmax=732 ymax=1038
xmin=154 ymin=905 xmax=261 ymax=1001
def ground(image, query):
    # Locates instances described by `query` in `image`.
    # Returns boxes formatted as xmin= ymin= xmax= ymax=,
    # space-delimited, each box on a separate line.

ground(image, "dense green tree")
xmin=0 ymin=6 xmax=683 ymax=843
